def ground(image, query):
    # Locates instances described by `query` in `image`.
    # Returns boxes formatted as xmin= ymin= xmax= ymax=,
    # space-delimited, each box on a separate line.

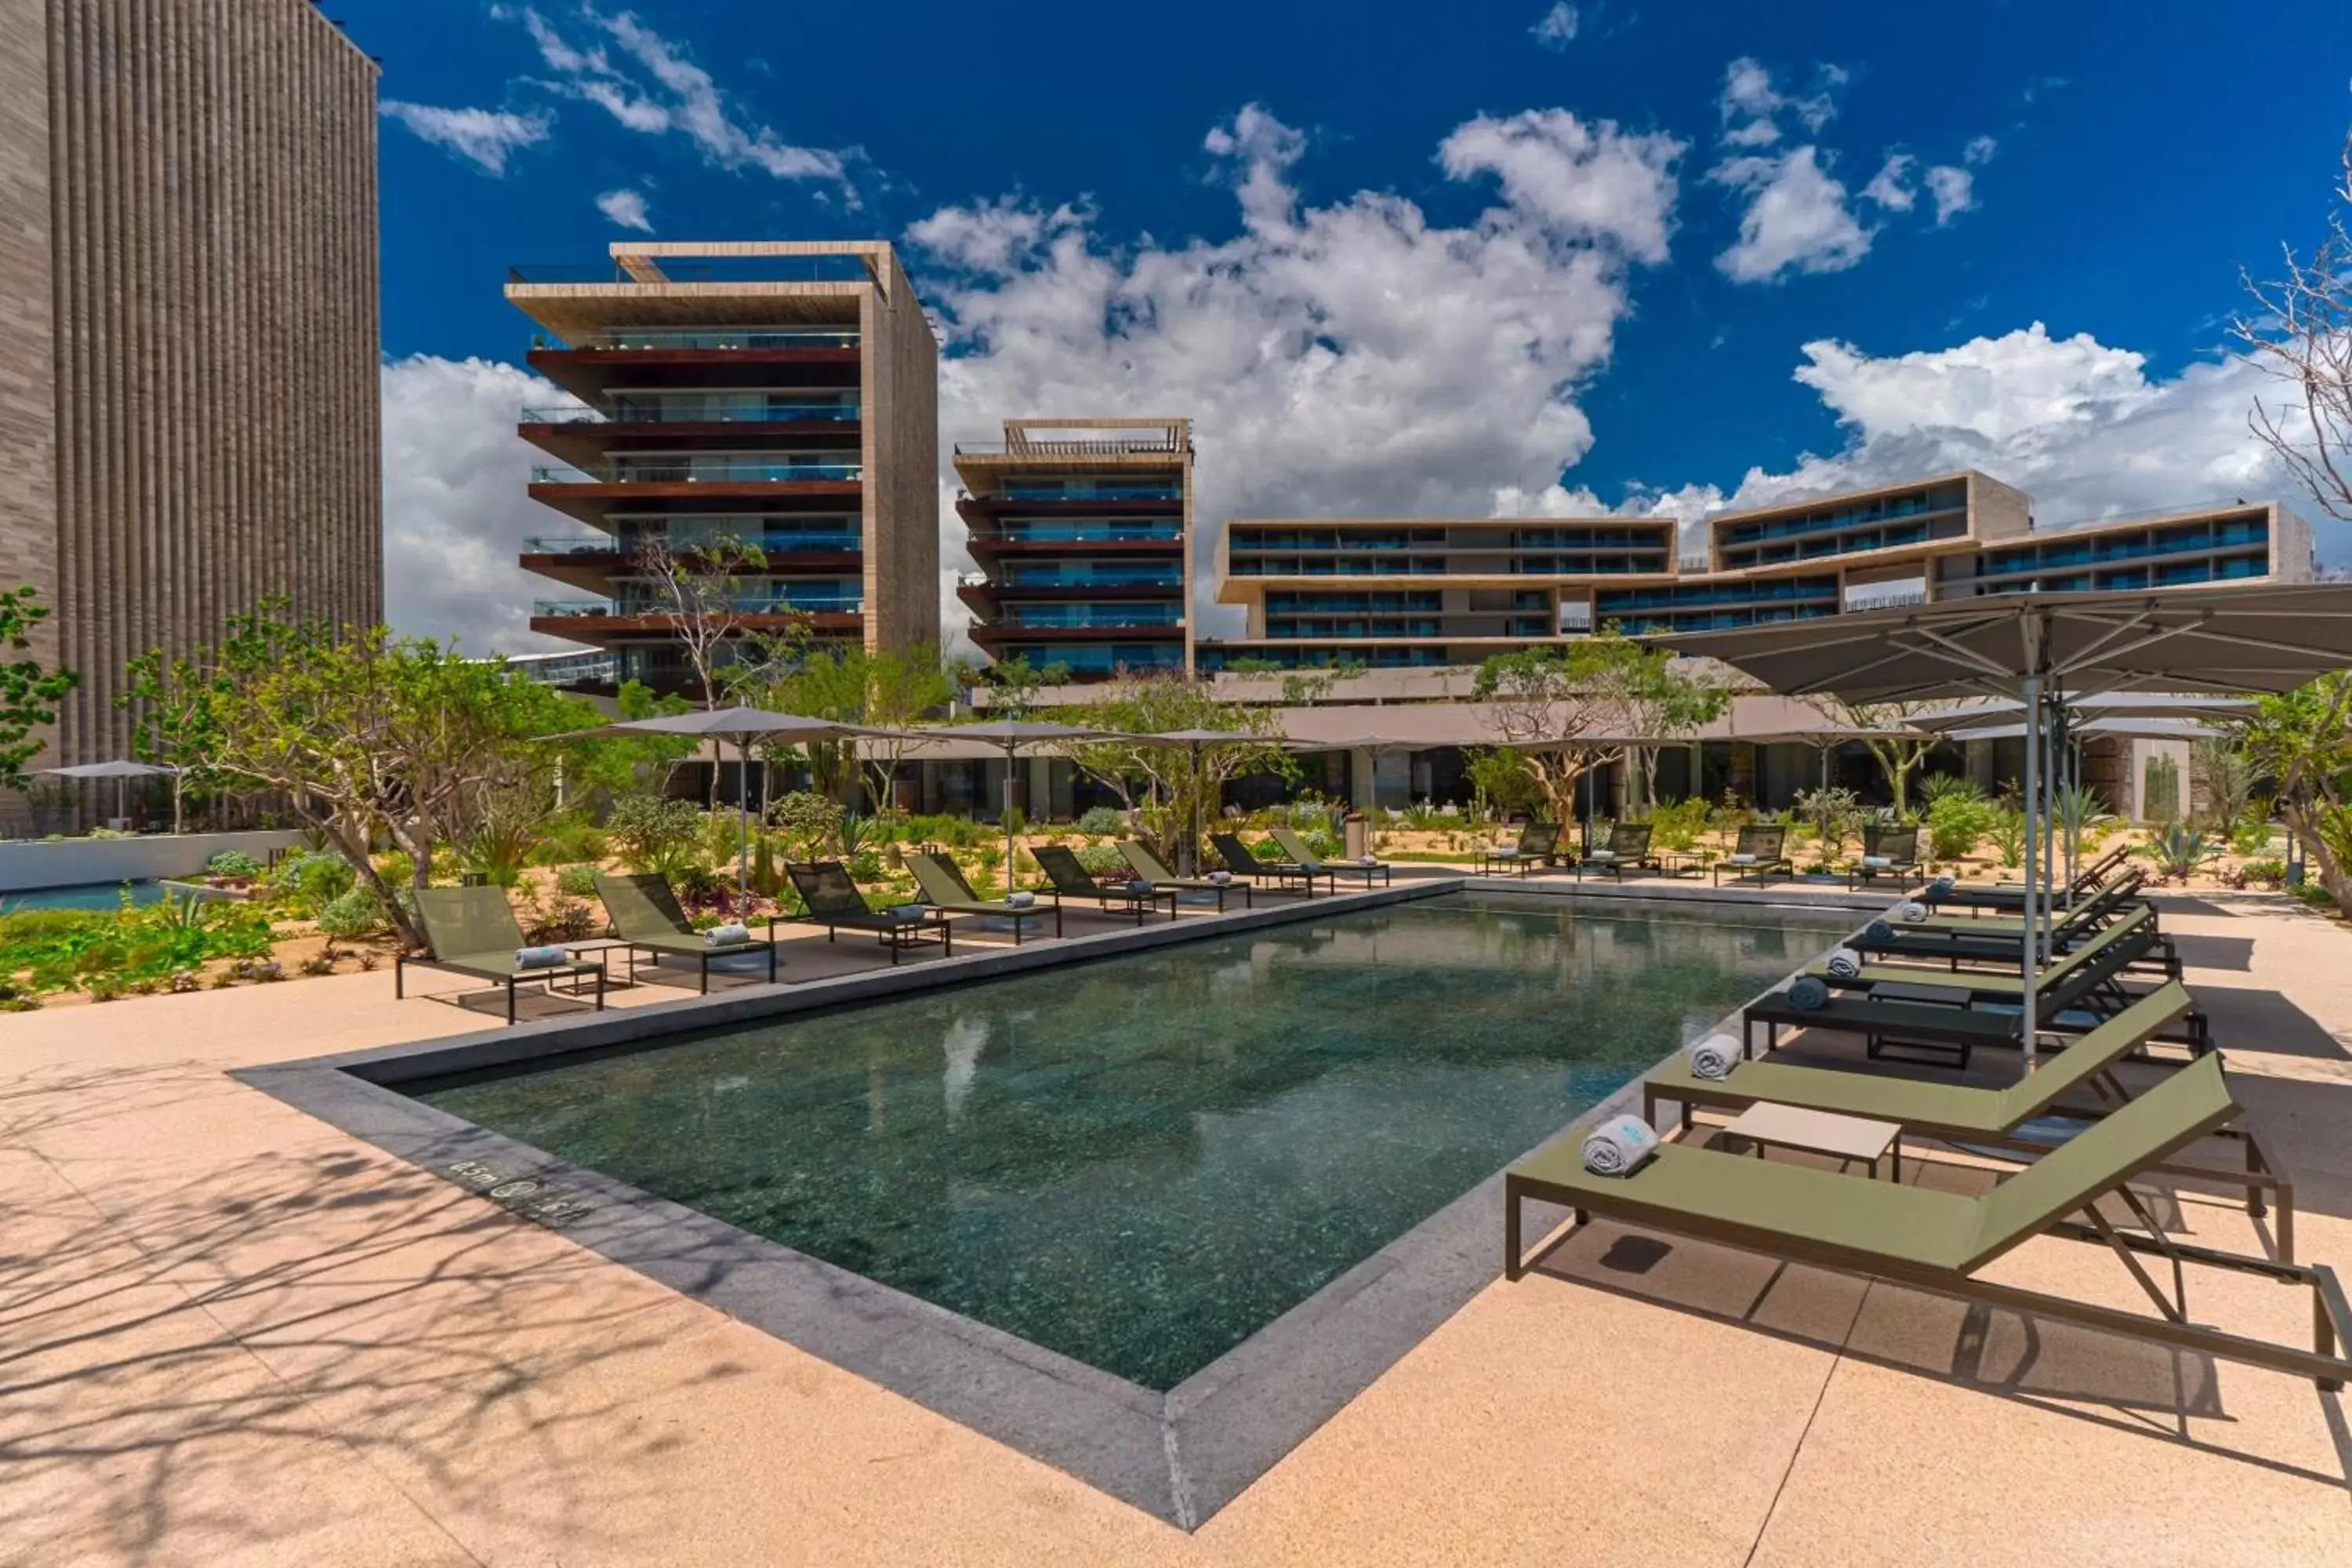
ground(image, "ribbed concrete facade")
xmin=1 ymin=0 xmax=380 ymax=773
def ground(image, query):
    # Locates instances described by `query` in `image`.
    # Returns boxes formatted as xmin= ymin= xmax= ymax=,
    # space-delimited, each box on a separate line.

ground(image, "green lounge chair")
xmin=1893 ymin=869 xmax=2144 ymax=935
xmin=1744 ymin=928 xmax=2154 ymax=1069
xmin=1505 ymin=1054 xmax=2350 ymax=1392
xmin=1712 ymin=824 xmax=1791 ymax=887
xmin=1270 ymin=825 xmax=1391 ymax=887
xmin=1646 ymin=982 xmax=2288 ymax=1257
xmin=1030 ymin=844 xmax=1174 ymax=924
xmin=1573 ymin=822 xmax=1657 ymax=881
xmin=778 ymin=861 xmax=950 ymax=964
xmin=1212 ymin=831 xmax=1332 ymax=896
xmin=1117 ymin=840 xmax=1253 ymax=912
xmin=1846 ymin=824 xmax=1922 ymax=892
xmin=906 ymin=852 xmax=1062 ymax=942
xmin=1473 ymin=820 xmax=1564 ymax=877
xmin=1857 ymin=875 xmax=2156 ymax=971
xmin=1931 ymin=844 xmax=2131 ymax=911
xmin=591 ymin=871 xmax=779 ymax=993
xmin=1817 ymin=903 xmax=2158 ymax=996
xmin=395 ymin=885 xmax=605 ymax=1025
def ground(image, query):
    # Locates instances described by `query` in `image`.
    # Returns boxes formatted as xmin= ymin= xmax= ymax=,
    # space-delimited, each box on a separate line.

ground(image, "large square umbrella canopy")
xmin=1656 ymin=583 xmax=2352 ymax=705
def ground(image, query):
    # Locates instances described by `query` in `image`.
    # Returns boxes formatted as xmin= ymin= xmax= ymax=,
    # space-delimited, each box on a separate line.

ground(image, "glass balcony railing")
xmin=1596 ymin=577 xmax=1838 ymax=614
xmin=1265 ymin=593 xmax=1443 ymax=613
xmin=1000 ymin=482 xmax=1183 ymax=502
xmin=981 ymin=522 xmax=1182 ymax=544
xmin=1267 ymin=619 xmax=1443 ymax=640
xmin=523 ymin=399 xmax=861 ymax=425
xmin=533 ymin=459 xmax=862 ymax=485
xmin=1000 ymin=604 xmax=1185 ymax=629
xmin=1719 ymin=489 xmax=1963 ymax=546
xmin=511 ymin=256 xmax=870 ymax=286
xmin=998 ymin=644 xmax=1185 ymax=673
xmin=1975 ymin=522 xmax=2268 ymax=576
xmin=564 ymin=327 xmax=861 ymax=351
xmin=997 ymin=565 xmax=1184 ymax=588
xmin=535 ymin=592 xmax=866 ymax=618
xmin=523 ymin=532 xmax=864 ymax=556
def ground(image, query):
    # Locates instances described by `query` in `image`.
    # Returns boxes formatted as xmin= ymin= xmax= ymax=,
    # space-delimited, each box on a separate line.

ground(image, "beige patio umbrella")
xmin=1661 ymin=582 xmax=2352 ymax=1078
xmin=872 ymin=719 xmax=1125 ymax=891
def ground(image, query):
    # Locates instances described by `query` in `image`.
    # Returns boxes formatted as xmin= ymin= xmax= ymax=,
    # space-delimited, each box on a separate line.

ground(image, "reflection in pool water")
xmin=412 ymin=891 xmax=1846 ymax=1388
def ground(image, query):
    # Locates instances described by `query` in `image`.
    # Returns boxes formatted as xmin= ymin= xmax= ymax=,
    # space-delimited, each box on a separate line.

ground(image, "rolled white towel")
xmin=1490 ymin=844 xmax=1520 ymax=858
xmin=1896 ymin=900 xmax=1929 ymax=923
xmin=1207 ymin=870 xmax=1232 ymax=885
xmin=1582 ymin=1114 xmax=1661 ymax=1176
xmin=1929 ymin=873 xmax=1956 ymax=895
xmin=1585 ymin=849 xmax=1617 ymax=863
xmin=705 ymin=922 xmax=751 ymax=948
xmin=887 ymin=904 xmax=926 ymax=924
xmin=1006 ymin=891 xmax=1036 ymax=909
xmin=1860 ymin=855 xmax=1893 ymax=869
xmin=1725 ymin=852 xmax=1758 ymax=866
xmin=514 ymin=945 xmax=567 ymax=970
xmin=1824 ymin=946 xmax=1863 ymax=980
xmin=1358 ymin=855 xmax=1380 ymax=867
xmin=1686 ymin=1032 xmax=1743 ymax=1080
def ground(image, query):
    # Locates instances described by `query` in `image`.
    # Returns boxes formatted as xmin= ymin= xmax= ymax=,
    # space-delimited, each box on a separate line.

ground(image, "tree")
xmin=200 ymin=602 xmax=602 ymax=949
xmin=1828 ymin=699 xmax=1936 ymax=816
xmin=727 ymin=637 xmax=966 ymax=812
xmin=631 ymin=531 xmax=774 ymax=709
xmin=119 ymin=647 xmax=228 ymax=833
xmin=2233 ymin=674 xmax=2352 ymax=911
xmin=1063 ymin=673 xmax=1292 ymax=870
xmin=976 ymin=653 xmax=1069 ymax=719
xmin=0 ymin=585 xmax=76 ymax=792
xmin=1471 ymin=634 xmax=1727 ymax=827
xmin=2236 ymin=135 xmax=2352 ymax=524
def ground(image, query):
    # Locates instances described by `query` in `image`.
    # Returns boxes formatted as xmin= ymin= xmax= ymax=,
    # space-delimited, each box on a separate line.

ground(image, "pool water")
xmin=0 ymin=880 xmax=167 ymax=913
xmin=412 ymin=892 xmax=1846 ymax=1389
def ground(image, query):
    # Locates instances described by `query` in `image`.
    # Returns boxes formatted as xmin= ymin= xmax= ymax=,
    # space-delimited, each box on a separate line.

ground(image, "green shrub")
xmin=272 ymin=851 xmax=356 ymax=911
xmin=1926 ymin=793 xmax=1997 ymax=859
xmin=1987 ymin=806 xmax=2027 ymax=868
xmin=2243 ymin=858 xmax=2287 ymax=888
xmin=317 ymin=886 xmax=389 ymax=942
xmin=1647 ymin=797 xmax=1711 ymax=851
xmin=555 ymin=864 xmax=601 ymax=898
xmin=206 ymin=850 xmax=263 ymax=877
xmin=1075 ymin=843 xmax=1127 ymax=874
xmin=1076 ymin=805 xmax=1127 ymax=837
xmin=528 ymin=811 xmax=608 ymax=866
xmin=0 ymin=897 xmax=277 ymax=997
xmin=2140 ymin=822 xmax=2215 ymax=883
xmin=606 ymin=793 xmax=705 ymax=878
xmin=847 ymin=848 xmax=884 ymax=883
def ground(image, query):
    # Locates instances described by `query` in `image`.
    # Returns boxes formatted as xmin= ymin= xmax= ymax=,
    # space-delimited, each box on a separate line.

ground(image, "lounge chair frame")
xmin=1930 ymin=844 xmax=2132 ymax=912
xmin=1713 ymin=824 xmax=1791 ymax=887
xmin=1473 ymin=820 xmax=1565 ymax=878
xmin=1506 ymin=1062 xmax=2351 ymax=1392
xmin=593 ymin=872 xmax=779 ymax=994
xmin=1117 ymin=840 xmax=1254 ymax=912
xmin=778 ymin=861 xmax=953 ymax=964
xmin=1269 ymin=826 xmax=1392 ymax=888
xmin=396 ymin=887 xmax=606 ymax=1025
xmin=1846 ymin=823 xmax=1923 ymax=892
xmin=1573 ymin=822 xmax=1658 ymax=882
xmin=907 ymin=853 xmax=1063 ymax=942
xmin=1211 ymin=832 xmax=1334 ymax=896
xmin=1030 ymin=844 xmax=1176 ymax=924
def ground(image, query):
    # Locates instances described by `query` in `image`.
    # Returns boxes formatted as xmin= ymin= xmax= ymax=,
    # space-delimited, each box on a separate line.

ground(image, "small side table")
xmin=1719 ymin=1102 xmax=1903 ymax=1181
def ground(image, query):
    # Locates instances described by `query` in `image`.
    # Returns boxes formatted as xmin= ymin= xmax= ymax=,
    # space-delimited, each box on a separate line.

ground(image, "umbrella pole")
xmin=1004 ymin=745 xmax=1017 ymax=895
xmin=2020 ymin=677 xmax=2042 ymax=1080
xmin=1190 ymin=741 xmax=1203 ymax=879
xmin=739 ymin=739 xmax=752 ymax=917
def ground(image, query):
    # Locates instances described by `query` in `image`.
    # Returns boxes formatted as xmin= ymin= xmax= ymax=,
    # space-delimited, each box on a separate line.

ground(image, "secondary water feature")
xmin=411 ymin=891 xmax=1846 ymax=1388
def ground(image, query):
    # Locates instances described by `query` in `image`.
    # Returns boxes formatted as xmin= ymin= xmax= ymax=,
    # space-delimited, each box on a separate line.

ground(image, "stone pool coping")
xmin=236 ymin=879 xmax=1861 ymax=1529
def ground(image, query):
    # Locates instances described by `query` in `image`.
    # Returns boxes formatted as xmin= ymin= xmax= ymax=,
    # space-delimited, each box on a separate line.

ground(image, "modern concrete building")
xmin=0 ymin=0 xmax=382 ymax=773
xmin=508 ymin=241 xmax=940 ymax=691
xmin=953 ymin=419 xmax=1194 ymax=680
xmin=1202 ymin=473 xmax=2314 ymax=668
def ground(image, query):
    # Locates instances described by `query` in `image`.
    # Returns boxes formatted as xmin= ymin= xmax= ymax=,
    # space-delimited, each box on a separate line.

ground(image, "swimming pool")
xmin=410 ymin=891 xmax=1848 ymax=1390
xmin=0 ymin=880 xmax=168 ymax=913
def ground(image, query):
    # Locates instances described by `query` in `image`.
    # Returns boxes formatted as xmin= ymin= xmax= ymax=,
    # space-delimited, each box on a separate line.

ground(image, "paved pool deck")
xmin=4 ymin=879 xmax=2350 ymax=1566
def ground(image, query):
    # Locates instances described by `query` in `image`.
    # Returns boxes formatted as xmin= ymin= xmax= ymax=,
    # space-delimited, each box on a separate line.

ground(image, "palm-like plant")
xmin=2143 ymin=821 xmax=2217 ymax=884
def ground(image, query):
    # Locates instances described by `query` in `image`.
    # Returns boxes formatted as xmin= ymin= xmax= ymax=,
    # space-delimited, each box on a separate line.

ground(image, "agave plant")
xmin=2053 ymin=784 xmax=2118 ymax=869
xmin=2143 ymin=820 xmax=2217 ymax=884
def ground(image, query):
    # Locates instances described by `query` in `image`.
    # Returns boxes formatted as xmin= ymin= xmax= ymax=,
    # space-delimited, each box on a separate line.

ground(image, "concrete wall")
xmin=863 ymin=248 xmax=941 ymax=655
xmin=0 ymin=2 xmax=57 ymax=831
xmin=42 ymin=0 xmax=381 ymax=769
xmin=0 ymin=829 xmax=305 ymax=892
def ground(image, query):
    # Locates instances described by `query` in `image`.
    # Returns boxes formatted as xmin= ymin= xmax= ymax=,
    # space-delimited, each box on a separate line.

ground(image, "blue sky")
xmin=345 ymin=0 xmax=2352 ymax=649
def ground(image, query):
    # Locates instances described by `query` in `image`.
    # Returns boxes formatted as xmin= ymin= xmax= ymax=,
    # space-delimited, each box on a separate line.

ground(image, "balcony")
xmin=532 ymin=459 xmax=862 ymax=491
xmin=523 ymin=397 xmax=861 ymax=426
xmin=997 ymin=564 xmax=1184 ymax=589
xmin=988 ymin=643 xmax=1186 ymax=676
xmin=1718 ymin=488 xmax=1965 ymax=547
xmin=1000 ymin=604 xmax=1185 ymax=629
xmin=510 ymin=257 xmax=871 ymax=286
xmin=547 ymin=327 xmax=861 ymax=351
xmin=978 ymin=521 xmax=1182 ymax=545
xmin=1973 ymin=522 xmax=2269 ymax=577
xmin=999 ymin=481 xmax=1182 ymax=502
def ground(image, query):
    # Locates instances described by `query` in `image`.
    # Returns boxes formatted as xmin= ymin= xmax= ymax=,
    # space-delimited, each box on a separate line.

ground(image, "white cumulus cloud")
xmin=595 ymin=188 xmax=654 ymax=231
xmin=503 ymin=4 xmax=857 ymax=196
xmin=1861 ymin=153 xmax=1915 ymax=212
xmin=1709 ymin=146 xmax=1872 ymax=282
xmin=1530 ymin=2 xmax=1580 ymax=49
xmin=911 ymin=103 xmax=1687 ymax=638
xmin=383 ymin=355 xmax=587 ymax=653
xmin=379 ymin=101 xmax=552 ymax=176
xmin=1924 ymin=164 xmax=1976 ymax=224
